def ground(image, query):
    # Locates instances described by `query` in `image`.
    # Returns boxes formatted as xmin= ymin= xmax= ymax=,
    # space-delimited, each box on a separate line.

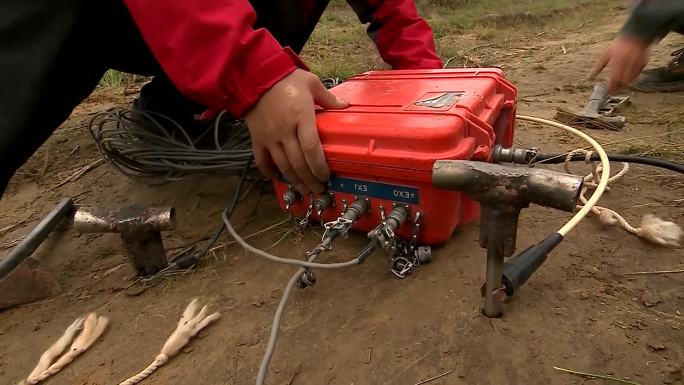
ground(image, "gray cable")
xmin=89 ymin=107 xmax=254 ymax=182
xmin=221 ymin=209 xmax=361 ymax=269
xmin=255 ymin=237 xmax=332 ymax=385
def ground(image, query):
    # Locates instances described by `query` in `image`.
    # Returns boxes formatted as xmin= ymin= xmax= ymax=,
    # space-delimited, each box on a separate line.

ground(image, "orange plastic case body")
xmin=272 ymin=68 xmax=517 ymax=245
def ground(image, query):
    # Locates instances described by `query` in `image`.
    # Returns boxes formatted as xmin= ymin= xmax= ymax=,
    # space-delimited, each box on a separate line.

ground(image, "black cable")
xmin=173 ymin=157 xmax=253 ymax=269
xmin=356 ymin=239 xmax=380 ymax=264
xmin=534 ymin=153 xmax=684 ymax=174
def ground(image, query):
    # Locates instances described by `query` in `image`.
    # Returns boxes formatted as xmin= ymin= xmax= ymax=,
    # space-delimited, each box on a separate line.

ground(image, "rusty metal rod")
xmin=483 ymin=242 xmax=505 ymax=318
xmin=432 ymin=160 xmax=583 ymax=213
xmin=0 ymin=198 xmax=73 ymax=280
xmin=73 ymin=205 xmax=175 ymax=233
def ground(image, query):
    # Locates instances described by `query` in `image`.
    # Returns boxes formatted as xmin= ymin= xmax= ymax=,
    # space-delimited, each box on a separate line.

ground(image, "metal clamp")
xmin=298 ymin=195 xmax=314 ymax=228
xmin=390 ymin=256 xmax=414 ymax=278
xmin=410 ymin=212 xmax=423 ymax=251
xmin=322 ymin=217 xmax=354 ymax=240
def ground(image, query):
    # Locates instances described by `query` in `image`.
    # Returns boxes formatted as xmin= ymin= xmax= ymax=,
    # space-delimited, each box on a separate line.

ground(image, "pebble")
xmin=646 ymin=341 xmax=667 ymax=351
xmin=641 ymin=291 xmax=663 ymax=307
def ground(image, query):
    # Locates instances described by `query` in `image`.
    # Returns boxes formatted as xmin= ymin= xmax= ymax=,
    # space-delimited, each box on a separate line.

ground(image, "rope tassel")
xmin=566 ymin=149 xmax=682 ymax=247
xmin=20 ymin=313 xmax=110 ymax=385
xmin=119 ymin=298 xmax=221 ymax=385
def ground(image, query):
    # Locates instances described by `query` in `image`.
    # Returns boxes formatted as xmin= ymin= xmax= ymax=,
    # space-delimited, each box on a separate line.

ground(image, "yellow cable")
xmin=515 ymin=115 xmax=610 ymax=237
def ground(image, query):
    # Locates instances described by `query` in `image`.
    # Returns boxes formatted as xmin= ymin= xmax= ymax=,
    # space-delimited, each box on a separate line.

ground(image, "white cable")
xmin=516 ymin=115 xmax=610 ymax=237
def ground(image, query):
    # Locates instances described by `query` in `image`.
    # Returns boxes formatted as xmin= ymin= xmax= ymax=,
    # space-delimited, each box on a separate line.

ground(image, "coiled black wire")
xmin=89 ymin=107 xmax=254 ymax=183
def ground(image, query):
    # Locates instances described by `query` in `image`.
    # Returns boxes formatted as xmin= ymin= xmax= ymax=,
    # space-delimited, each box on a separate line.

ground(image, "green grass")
xmin=418 ymin=0 xmax=623 ymax=39
xmin=97 ymin=0 xmax=625 ymax=87
xmin=98 ymin=70 xmax=147 ymax=88
xmin=301 ymin=0 xmax=625 ymax=78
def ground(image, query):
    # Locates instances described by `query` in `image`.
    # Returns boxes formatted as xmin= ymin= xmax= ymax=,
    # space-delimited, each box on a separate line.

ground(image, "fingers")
xmin=297 ymin=104 xmax=330 ymax=183
xmin=283 ymin=136 xmax=323 ymax=194
xmin=268 ymin=145 xmax=305 ymax=193
xmin=624 ymin=54 xmax=646 ymax=89
xmin=606 ymin=58 xmax=626 ymax=95
xmin=588 ymin=49 xmax=610 ymax=80
xmin=252 ymin=146 xmax=278 ymax=180
xmin=312 ymin=78 xmax=349 ymax=109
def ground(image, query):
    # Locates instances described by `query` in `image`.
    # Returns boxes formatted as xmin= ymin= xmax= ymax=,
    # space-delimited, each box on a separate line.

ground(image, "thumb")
xmin=312 ymin=81 xmax=349 ymax=110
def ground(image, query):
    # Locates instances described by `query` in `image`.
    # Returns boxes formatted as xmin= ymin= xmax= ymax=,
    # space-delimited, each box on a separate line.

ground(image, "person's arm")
xmin=346 ymin=0 xmax=443 ymax=69
xmin=621 ymin=0 xmax=684 ymax=44
xmin=589 ymin=0 xmax=684 ymax=93
xmin=124 ymin=0 xmax=349 ymax=194
xmin=123 ymin=0 xmax=304 ymax=118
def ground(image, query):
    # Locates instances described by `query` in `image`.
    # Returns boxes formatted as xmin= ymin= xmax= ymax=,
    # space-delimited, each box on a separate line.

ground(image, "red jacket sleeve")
xmin=123 ymin=0 xmax=308 ymax=118
xmin=348 ymin=0 xmax=443 ymax=69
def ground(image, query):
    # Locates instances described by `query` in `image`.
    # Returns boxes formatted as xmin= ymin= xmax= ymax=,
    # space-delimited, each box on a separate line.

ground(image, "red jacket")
xmin=123 ymin=0 xmax=443 ymax=118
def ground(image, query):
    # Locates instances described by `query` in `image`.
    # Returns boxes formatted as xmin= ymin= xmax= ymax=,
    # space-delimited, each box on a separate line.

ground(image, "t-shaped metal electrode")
xmin=72 ymin=205 xmax=176 ymax=276
xmin=432 ymin=160 xmax=583 ymax=317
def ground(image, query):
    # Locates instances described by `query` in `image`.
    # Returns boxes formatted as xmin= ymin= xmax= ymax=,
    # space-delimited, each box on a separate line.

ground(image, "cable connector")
xmin=315 ymin=193 xmax=334 ymax=216
xmin=501 ymin=233 xmax=563 ymax=297
xmin=492 ymin=145 xmax=537 ymax=164
xmin=362 ymin=206 xmax=410 ymax=264
xmin=298 ymin=198 xmax=371 ymax=289
xmin=322 ymin=198 xmax=370 ymax=240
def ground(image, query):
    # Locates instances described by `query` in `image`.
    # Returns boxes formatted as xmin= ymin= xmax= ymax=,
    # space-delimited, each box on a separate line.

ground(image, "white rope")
xmin=564 ymin=149 xmax=682 ymax=247
xmin=20 ymin=313 xmax=109 ymax=385
xmin=118 ymin=355 xmax=169 ymax=385
xmin=516 ymin=115 xmax=611 ymax=237
xmin=118 ymin=298 xmax=220 ymax=385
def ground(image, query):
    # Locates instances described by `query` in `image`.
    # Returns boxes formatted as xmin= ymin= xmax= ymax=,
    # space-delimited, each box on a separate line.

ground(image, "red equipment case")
xmin=273 ymin=68 xmax=517 ymax=245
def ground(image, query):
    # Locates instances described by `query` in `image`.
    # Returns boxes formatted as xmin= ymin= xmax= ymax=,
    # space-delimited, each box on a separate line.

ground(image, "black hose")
xmin=0 ymin=198 xmax=74 ymax=279
xmin=535 ymin=153 xmax=684 ymax=174
xmin=356 ymin=239 xmax=380 ymax=263
xmin=172 ymin=157 xmax=252 ymax=269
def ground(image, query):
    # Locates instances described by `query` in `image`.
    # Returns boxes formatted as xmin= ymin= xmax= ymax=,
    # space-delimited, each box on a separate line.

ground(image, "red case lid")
xmin=316 ymin=68 xmax=516 ymax=173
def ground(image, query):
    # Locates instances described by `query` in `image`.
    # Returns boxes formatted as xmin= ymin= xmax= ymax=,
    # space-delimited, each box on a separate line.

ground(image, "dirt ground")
xmin=1 ymin=6 xmax=683 ymax=385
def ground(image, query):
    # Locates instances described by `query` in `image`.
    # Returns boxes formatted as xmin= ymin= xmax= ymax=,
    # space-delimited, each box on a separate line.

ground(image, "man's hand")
xmin=245 ymin=69 xmax=349 ymax=195
xmin=589 ymin=35 xmax=651 ymax=94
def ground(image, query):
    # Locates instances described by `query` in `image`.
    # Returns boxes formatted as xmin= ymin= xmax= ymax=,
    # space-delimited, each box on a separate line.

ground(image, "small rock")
xmin=579 ymin=292 xmax=589 ymax=300
xmin=252 ymin=300 xmax=264 ymax=308
xmin=646 ymin=341 xmax=667 ymax=351
xmin=665 ymin=365 xmax=681 ymax=374
xmin=641 ymin=291 xmax=663 ymax=307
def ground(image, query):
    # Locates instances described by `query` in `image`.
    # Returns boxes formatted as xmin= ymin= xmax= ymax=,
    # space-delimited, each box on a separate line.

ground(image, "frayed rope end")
xmin=636 ymin=214 xmax=682 ymax=247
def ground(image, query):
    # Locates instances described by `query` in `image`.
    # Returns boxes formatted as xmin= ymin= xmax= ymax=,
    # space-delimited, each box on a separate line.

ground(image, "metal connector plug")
xmin=492 ymin=145 xmax=538 ymax=164
xmin=314 ymin=193 xmax=334 ymax=216
xmin=368 ymin=205 xmax=409 ymax=249
xmin=283 ymin=188 xmax=298 ymax=211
